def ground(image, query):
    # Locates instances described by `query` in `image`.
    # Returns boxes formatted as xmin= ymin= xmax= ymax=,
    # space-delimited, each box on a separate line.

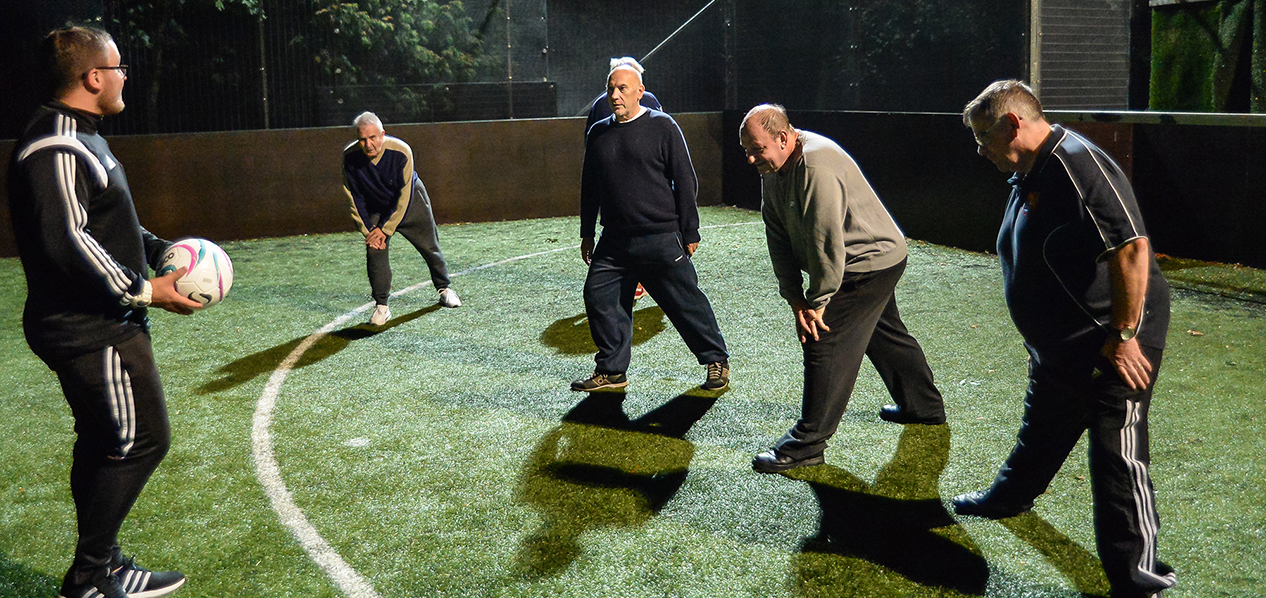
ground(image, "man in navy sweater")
xmin=583 ymin=57 xmax=662 ymax=303
xmin=574 ymin=58 xmax=729 ymax=392
xmin=343 ymin=111 xmax=460 ymax=325
xmin=8 ymin=26 xmax=199 ymax=598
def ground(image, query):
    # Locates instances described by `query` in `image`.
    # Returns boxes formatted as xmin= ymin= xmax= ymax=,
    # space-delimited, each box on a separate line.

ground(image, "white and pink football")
xmin=157 ymin=238 xmax=234 ymax=307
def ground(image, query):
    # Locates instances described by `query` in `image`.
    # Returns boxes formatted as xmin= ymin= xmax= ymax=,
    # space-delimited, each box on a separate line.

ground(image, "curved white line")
xmin=252 ymin=220 xmax=760 ymax=597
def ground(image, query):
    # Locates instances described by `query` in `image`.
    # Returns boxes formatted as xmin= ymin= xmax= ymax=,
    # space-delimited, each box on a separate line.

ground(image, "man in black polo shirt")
xmin=956 ymin=80 xmax=1175 ymax=598
xmin=573 ymin=59 xmax=729 ymax=392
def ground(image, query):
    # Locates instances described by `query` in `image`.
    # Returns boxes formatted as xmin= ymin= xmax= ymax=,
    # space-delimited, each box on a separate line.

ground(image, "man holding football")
xmin=7 ymin=26 xmax=200 ymax=598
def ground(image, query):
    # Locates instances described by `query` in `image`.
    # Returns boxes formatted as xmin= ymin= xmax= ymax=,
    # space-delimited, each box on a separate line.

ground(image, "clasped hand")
xmin=365 ymin=228 xmax=387 ymax=250
xmin=150 ymin=267 xmax=202 ymax=315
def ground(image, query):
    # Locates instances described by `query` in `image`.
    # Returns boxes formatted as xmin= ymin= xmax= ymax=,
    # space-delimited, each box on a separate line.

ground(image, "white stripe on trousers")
xmin=1120 ymin=398 xmax=1169 ymax=585
xmin=104 ymin=346 xmax=136 ymax=457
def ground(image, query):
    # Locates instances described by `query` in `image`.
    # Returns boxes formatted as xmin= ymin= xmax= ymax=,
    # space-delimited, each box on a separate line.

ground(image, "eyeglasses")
xmin=972 ymin=116 xmax=1008 ymax=147
xmin=90 ymin=65 xmax=129 ymax=78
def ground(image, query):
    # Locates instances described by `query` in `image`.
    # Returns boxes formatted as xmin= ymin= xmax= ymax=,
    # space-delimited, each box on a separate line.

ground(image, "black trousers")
xmin=53 ymin=332 xmax=171 ymax=587
xmin=583 ymin=231 xmax=728 ymax=374
xmin=775 ymin=259 xmax=944 ymax=458
xmin=367 ymin=180 xmax=450 ymax=304
xmin=986 ymin=345 xmax=1175 ymax=598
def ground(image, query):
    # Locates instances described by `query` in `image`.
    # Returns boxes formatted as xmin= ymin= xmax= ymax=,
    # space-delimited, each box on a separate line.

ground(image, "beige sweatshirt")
xmin=761 ymin=130 xmax=908 ymax=309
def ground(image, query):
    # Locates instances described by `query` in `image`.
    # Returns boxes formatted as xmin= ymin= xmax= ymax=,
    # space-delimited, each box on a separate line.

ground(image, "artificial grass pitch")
xmin=0 ymin=206 xmax=1263 ymax=598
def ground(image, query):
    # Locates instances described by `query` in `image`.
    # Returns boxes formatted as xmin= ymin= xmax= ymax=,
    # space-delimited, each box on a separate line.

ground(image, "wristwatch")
xmin=1117 ymin=326 xmax=1137 ymax=342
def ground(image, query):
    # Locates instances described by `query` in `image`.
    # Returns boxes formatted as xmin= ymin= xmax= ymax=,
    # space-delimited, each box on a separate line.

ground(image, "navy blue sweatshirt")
xmin=7 ymin=103 xmax=169 ymax=365
xmin=342 ymin=135 xmax=418 ymax=236
xmin=584 ymin=90 xmax=661 ymax=140
xmin=580 ymin=109 xmax=700 ymax=244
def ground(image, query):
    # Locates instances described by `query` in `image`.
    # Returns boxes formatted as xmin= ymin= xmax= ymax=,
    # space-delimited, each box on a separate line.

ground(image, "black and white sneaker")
xmin=112 ymin=556 xmax=186 ymax=598
xmin=60 ymin=573 xmax=128 ymax=598
xmin=60 ymin=555 xmax=185 ymax=598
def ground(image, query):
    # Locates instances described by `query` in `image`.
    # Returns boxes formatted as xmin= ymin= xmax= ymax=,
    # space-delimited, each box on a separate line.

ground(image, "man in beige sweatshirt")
xmin=739 ymin=104 xmax=946 ymax=473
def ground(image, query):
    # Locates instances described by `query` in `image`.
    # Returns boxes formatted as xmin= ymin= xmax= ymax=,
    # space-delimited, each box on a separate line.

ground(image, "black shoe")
xmin=751 ymin=449 xmax=825 ymax=473
xmin=570 ymin=371 xmax=628 ymax=391
xmin=879 ymin=405 xmax=946 ymax=425
xmin=111 ymin=555 xmax=185 ymax=598
xmin=951 ymin=489 xmax=1033 ymax=519
xmin=60 ymin=573 xmax=127 ymax=598
xmin=701 ymin=361 xmax=730 ymax=391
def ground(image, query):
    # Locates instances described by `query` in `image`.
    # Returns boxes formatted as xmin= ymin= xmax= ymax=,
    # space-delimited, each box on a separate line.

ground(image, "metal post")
xmin=1030 ymin=0 xmax=1042 ymax=94
xmin=541 ymin=1 xmax=549 ymax=83
xmin=506 ymin=0 xmax=514 ymax=119
xmin=258 ymin=11 xmax=269 ymax=129
xmin=723 ymin=0 xmax=736 ymax=110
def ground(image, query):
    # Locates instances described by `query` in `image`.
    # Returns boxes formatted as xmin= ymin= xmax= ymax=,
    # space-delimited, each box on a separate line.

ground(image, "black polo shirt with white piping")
xmin=997 ymin=124 xmax=1171 ymax=363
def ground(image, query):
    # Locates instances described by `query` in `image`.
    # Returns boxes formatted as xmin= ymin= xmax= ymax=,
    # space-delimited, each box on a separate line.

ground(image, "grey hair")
xmin=962 ymin=80 xmax=1044 ymax=127
xmin=353 ymin=111 xmax=383 ymax=130
xmin=740 ymin=103 xmax=793 ymax=139
xmin=608 ymin=56 xmax=644 ymax=83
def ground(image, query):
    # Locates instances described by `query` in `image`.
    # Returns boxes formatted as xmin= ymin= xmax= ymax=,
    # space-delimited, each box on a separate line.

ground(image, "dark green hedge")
xmin=1151 ymin=0 xmax=1266 ymax=112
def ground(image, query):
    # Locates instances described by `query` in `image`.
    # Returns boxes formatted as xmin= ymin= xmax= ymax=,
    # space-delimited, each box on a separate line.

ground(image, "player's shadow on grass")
xmin=539 ymin=306 xmax=667 ymax=355
xmin=196 ymin=305 xmax=442 ymax=395
xmin=0 ymin=551 xmax=60 ymax=598
xmin=513 ymin=391 xmax=717 ymax=578
xmin=785 ymin=424 xmax=991 ymax=596
xmin=999 ymin=513 xmax=1111 ymax=597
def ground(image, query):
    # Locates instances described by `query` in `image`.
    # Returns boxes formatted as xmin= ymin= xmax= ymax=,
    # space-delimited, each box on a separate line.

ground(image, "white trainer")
xmin=369 ymin=304 xmax=391 ymax=326
xmin=438 ymin=287 xmax=462 ymax=308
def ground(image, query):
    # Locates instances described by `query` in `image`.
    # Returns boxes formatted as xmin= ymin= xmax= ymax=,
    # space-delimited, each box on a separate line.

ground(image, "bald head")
xmin=739 ymin=104 xmax=799 ymax=175
xmin=740 ymin=104 xmax=793 ymax=140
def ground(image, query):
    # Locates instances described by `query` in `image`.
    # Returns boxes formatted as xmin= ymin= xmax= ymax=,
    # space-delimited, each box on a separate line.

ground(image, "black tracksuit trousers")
xmin=774 ymin=259 xmax=945 ymax=458
xmin=986 ymin=345 xmax=1175 ymax=598
xmin=53 ymin=332 xmax=171 ymax=588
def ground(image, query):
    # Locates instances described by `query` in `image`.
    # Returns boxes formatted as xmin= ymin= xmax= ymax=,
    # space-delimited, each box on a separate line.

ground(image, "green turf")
xmin=1 ymin=206 xmax=1263 ymax=597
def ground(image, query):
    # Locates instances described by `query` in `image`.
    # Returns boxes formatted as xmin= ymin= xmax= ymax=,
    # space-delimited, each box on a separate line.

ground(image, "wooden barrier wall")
xmin=0 ymin=113 xmax=724 ymax=257
xmin=4 ymin=111 xmax=1265 ymax=269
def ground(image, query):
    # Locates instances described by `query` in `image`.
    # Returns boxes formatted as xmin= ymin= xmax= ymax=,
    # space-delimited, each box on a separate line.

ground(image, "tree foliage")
xmin=312 ymin=0 xmax=491 ymax=87
xmin=103 ymin=0 xmax=262 ymax=130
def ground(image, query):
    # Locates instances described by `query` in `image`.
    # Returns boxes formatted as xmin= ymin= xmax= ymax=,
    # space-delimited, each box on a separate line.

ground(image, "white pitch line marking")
xmin=252 ymin=221 xmax=760 ymax=598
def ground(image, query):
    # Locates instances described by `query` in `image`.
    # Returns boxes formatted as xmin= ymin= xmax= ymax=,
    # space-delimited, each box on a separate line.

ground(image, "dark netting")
xmin=547 ymin=0 xmax=1024 ymax=115
xmin=3 ymin=0 xmax=1026 ymax=137
xmin=0 ymin=0 xmax=107 ymax=138
xmin=100 ymin=1 xmax=265 ymax=135
xmin=546 ymin=0 xmax=725 ymax=116
xmin=729 ymin=0 xmax=1026 ymax=113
